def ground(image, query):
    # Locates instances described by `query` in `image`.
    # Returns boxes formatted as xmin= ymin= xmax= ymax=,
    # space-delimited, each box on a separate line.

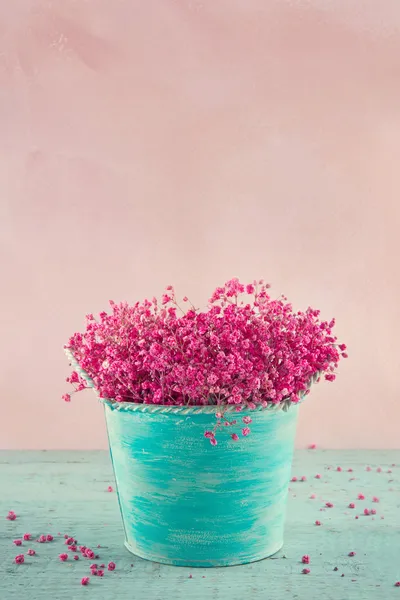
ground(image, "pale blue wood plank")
xmin=1 ymin=450 xmax=399 ymax=599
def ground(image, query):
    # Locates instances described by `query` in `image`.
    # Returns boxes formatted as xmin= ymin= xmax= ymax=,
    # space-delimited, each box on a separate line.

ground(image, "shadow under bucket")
xmin=103 ymin=400 xmax=299 ymax=567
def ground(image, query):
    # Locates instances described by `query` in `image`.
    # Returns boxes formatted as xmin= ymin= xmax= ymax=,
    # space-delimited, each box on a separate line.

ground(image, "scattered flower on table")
xmin=308 ymin=443 xmax=317 ymax=449
xmin=364 ymin=508 xmax=370 ymax=516
xmin=326 ymin=502 xmax=334 ymax=508
xmin=372 ymin=496 xmax=379 ymax=503
xmin=371 ymin=509 xmax=376 ymax=515
xmin=73 ymin=555 xmax=79 ymax=560
xmin=348 ymin=503 xmax=355 ymax=509
xmin=14 ymin=554 xmax=24 ymax=564
xmin=310 ymin=494 xmax=316 ymax=499
xmin=23 ymin=534 xmax=31 ymax=541
xmin=348 ymin=551 xmax=356 ymax=557
xmin=315 ymin=474 xmax=321 ymax=479
xmin=6 ymin=511 xmax=17 ymax=521
xmin=337 ymin=466 xmax=342 ymax=472
xmin=81 ymin=577 xmax=90 ymax=586
xmin=395 ymin=582 xmax=400 ymax=587
xmin=366 ymin=466 xmax=371 ymax=471
xmin=231 ymin=433 xmax=239 ymax=441
xmin=46 ymin=535 xmax=54 ymax=542
xmin=301 ymin=476 xmax=307 ymax=481
xmin=59 ymin=553 xmax=68 ymax=561
xmin=108 ymin=562 xmax=116 ymax=571
xmin=315 ymin=520 xmax=322 ymax=526
xmin=291 ymin=476 xmax=298 ymax=482
xmin=357 ymin=493 xmax=365 ymax=500
xmin=85 ymin=549 xmax=95 ymax=559
xmin=302 ymin=555 xmax=310 ymax=564
xmin=302 ymin=568 xmax=310 ymax=574
xmin=376 ymin=467 xmax=382 ymax=473
xmin=37 ymin=535 xmax=47 ymax=543
xmin=27 ymin=549 xmax=35 ymax=556
xmin=13 ymin=540 xmax=22 ymax=546
xmin=107 ymin=486 xmax=113 ymax=492
xmin=97 ymin=570 xmax=104 ymax=577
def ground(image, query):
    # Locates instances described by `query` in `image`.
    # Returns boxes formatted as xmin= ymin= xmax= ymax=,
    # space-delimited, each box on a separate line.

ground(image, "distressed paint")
xmin=104 ymin=401 xmax=299 ymax=567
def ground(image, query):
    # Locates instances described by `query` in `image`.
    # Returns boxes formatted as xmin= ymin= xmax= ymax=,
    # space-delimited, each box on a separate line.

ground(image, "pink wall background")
xmin=1 ymin=1 xmax=399 ymax=449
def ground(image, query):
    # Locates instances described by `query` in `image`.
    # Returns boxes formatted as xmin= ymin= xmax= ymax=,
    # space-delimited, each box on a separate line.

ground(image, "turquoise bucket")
xmin=103 ymin=400 xmax=299 ymax=567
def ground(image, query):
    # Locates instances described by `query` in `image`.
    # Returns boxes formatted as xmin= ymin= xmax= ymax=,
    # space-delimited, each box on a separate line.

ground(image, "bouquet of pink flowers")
xmin=64 ymin=278 xmax=346 ymax=441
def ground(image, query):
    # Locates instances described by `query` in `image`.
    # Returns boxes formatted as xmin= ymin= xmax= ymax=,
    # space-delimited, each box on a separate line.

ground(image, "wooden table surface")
xmin=1 ymin=450 xmax=399 ymax=599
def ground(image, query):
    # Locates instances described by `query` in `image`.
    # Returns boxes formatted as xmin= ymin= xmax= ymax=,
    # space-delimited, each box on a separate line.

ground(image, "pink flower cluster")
xmin=65 ymin=279 xmax=346 ymax=416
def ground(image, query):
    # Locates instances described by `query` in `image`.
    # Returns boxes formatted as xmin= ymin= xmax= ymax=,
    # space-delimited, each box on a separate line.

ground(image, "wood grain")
xmin=1 ymin=450 xmax=399 ymax=599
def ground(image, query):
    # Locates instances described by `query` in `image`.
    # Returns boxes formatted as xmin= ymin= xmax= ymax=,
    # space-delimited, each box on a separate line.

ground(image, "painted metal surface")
xmin=104 ymin=401 xmax=299 ymax=566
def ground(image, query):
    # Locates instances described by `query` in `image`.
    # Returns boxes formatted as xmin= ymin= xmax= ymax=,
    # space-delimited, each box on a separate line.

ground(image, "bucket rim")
xmin=64 ymin=347 xmax=320 ymax=415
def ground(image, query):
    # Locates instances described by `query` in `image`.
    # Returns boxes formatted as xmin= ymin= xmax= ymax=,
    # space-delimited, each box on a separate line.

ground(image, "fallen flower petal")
xmin=107 ymin=486 xmax=113 ymax=492
xmin=326 ymin=502 xmax=334 ymax=508
xmin=348 ymin=552 xmax=356 ymax=557
xmin=315 ymin=520 xmax=322 ymax=526
xmin=302 ymin=568 xmax=310 ymax=574
xmin=27 ymin=549 xmax=36 ymax=556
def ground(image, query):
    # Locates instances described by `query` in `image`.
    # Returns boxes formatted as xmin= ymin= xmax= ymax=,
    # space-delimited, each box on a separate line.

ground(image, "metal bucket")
xmin=103 ymin=400 xmax=298 ymax=567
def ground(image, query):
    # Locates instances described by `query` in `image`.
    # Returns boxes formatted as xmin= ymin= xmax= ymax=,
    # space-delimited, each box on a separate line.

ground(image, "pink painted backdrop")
xmin=1 ymin=1 xmax=399 ymax=449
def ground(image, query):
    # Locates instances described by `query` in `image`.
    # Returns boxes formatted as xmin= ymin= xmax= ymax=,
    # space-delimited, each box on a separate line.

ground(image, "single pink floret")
xmin=107 ymin=486 xmax=113 ymax=492
xmin=302 ymin=568 xmax=310 ymax=574
xmin=315 ymin=520 xmax=321 ymax=526
xmin=7 ymin=511 xmax=17 ymax=521
xmin=13 ymin=540 xmax=22 ymax=546
xmin=371 ymin=509 xmax=376 ymax=515
xmin=27 ymin=549 xmax=35 ymax=556
xmin=291 ymin=476 xmax=298 ymax=482
xmin=59 ymin=553 xmax=68 ymax=561
xmin=210 ymin=438 xmax=217 ymax=446
xmin=372 ymin=496 xmax=379 ymax=503
xmin=23 ymin=534 xmax=31 ymax=541
xmin=358 ymin=493 xmax=365 ymax=500
xmin=38 ymin=535 xmax=46 ymax=543
xmin=14 ymin=554 xmax=24 ymax=564
xmin=301 ymin=476 xmax=307 ymax=482
xmin=310 ymin=494 xmax=316 ymax=499
xmin=315 ymin=474 xmax=321 ymax=479
xmin=395 ymin=582 xmax=400 ymax=587
xmin=337 ymin=466 xmax=342 ymax=472
xmin=242 ymin=427 xmax=251 ymax=437
xmin=326 ymin=502 xmax=334 ymax=508
xmin=73 ymin=555 xmax=79 ymax=560
xmin=97 ymin=570 xmax=104 ymax=577
xmin=85 ymin=549 xmax=95 ymax=559
xmin=231 ymin=433 xmax=239 ymax=441
xmin=81 ymin=577 xmax=90 ymax=586
xmin=46 ymin=535 xmax=54 ymax=542
xmin=349 ymin=503 xmax=355 ymax=509
xmin=308 ymin=443 xmax=317 ymax=449
xmin=348 ymin=551 xmax=356 ymax=557
xmin=302 ymin=555 xmax=310 ymax=564
xmin=364 ymin=508 xmax=370 ymax=516
xmin=108 ymin=561 xmax=116 ymax=571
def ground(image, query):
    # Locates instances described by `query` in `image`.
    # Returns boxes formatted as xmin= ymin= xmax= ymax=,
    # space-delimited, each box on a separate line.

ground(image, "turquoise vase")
xmin=103 ymin=400 xmax=299 ymax=567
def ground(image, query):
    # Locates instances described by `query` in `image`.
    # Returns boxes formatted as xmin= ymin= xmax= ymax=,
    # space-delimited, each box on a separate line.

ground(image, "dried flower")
xmin=291 ymin=477 xmax=298 ymax=482
xmin=64 ymin=279 xmax=346 ymax=443
xmin=310 ymin=494 xmax=316 ymax=499
xmin=97 ymin=570 xmax=104 ymax=577
xmin=326 ymin=502 xmax=334 ymax=508
xmin=37 ymin=535 xmax=46 ymax=543
xmin=337 ymin=466 xmax=342 ymax=472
